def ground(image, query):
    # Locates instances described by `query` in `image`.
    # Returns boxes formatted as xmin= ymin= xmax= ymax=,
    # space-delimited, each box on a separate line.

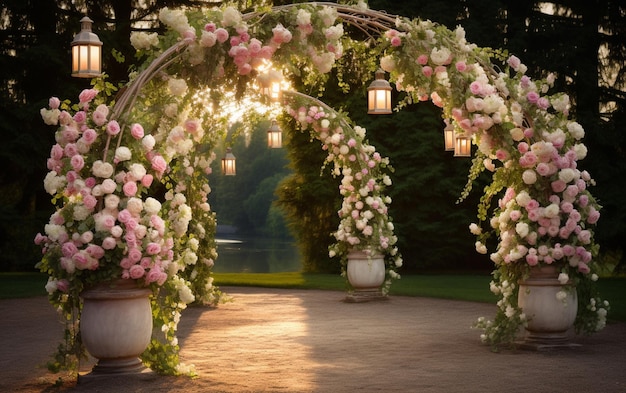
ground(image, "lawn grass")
xmin=2 ymin=271 xmax=623 ymax=322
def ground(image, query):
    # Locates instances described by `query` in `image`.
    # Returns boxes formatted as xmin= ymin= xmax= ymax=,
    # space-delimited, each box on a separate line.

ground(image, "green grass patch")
xmin=0 ymin=272 xmax=48 ymax=299
xmin=2 ymin=272 xmax=624 ymax=323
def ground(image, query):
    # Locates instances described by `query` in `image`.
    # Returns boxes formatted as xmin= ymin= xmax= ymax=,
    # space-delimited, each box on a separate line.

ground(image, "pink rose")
xmin=131 ymin=123 xmax=144 ymax=139
xmin=455 ymin=61 xmax=467 ymax=72
xmin=49 ymin=97 xmax=60 ymax=109
xmin=141 ymin=174 xmax=154 ymax=187
xmin=85 ymin=244 xmax=105 ymax=259
xmin=79 ymin=89 xmax=98 ymax=103
xmin=61 ymin=242 xmax=78 ymax=257
xmin=417 ymin=54 xmax=428 ymax=65
xmin=551 ymin=180 xmax=567 ymax=193
xmin=215 ymin=28 xmax=229 ymax=43
xmin=526 ymin=92 xmax=539 ymax=104
xmin=507 ymin=55 xmax=521 ymax=70
xmin=82 ymin=128 xmax=97 ymax=144
xmin=117 ymin=209 xmax=132 ymax=224
xmin=204 ymin=22 xmax=216 ymax=32
xmin=151 ymin=154 xmax=167 ymax=174
xmin=129 ymin=264 xmax=145 ymax=279
xmin=123 ymin=181 xmax=138 ymax=197
xmin=106 ymin=120 xmax=121 ymax=136
xmin=92 ymin=110 xmax=107 ymax=126
xmin=587 ymin=207 xmax=600 ymax=224
xmin=526 ymin=254 xmax=539 ymax=266
xmin=73 ymin=111 xmax=87 ymax=124
xmin=70 ymin=154 xmax=84 ymax=171
xmin=102 ymin=237 xmax=117 ymax=250
xmin=83 ymin=194 xmax=97 ymax=210
xmin=56 ymin=279 xmax=69 ymax=293
xmin=128 ymin=247 xmax=143 ymax=263
xmin=422 ymin=66 xmax=433 ymax=77
xmin=578 ymin=262 xmax=590 ymax=274
xmin=146 ymin=242 xmax=162 ymax=255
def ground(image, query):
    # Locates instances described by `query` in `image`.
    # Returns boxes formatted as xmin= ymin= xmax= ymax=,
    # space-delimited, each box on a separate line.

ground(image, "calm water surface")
xmin=213 ymin=236 xmax=302 ymax=273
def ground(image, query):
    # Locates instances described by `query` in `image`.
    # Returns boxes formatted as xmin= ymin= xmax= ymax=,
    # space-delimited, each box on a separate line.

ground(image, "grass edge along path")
xmin=1 ymin=272 xmax=624 ymax=322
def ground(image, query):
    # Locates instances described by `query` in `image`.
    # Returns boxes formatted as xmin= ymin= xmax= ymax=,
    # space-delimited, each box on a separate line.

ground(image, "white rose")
xmin=200 ymin=31 xmax=217 ymax=47
xmin=130 ymin=32 xmax=159 ymax=50
xmin=115 ymin=146 xmax=132 ymax=162
xmin=73 ymin=205 xmax=91 ymax=221
xmin=144 ymin=197 xmax=162 ymax=215
xmin=574 ymin=143 xmax=588 ymax=160
xmin=168 ymin=78 xmax=188 ymax=96
xmin=128 ymin=163 xmax=147 ymax=181
xmin=509 ymin=127 xmax=524 ymax=141
xmin=469 ymin=223 xmax=482 ymax=235
xmin=544 ymin=203 xmax=560 ymax=218
xmin=567 ymin=121 xmax=585 ymax=140
xmin=522 ymin=169 xmax=537 ymax=185
xmin=40 ymin=108 xmax=60 ymax=125
xmin=222 ymin=6 xmax=242 ymax=26
xmin=126 ymin=197 xmax=143 ymax=215
xmin=515 ymin=222 xmax=529 ymax=238
xmin=558 ymin=168 xmax=577 ymax=183
xmin=43 ymin=171 xmax=66 ymax=195
xmin=142 ymin=135 xmax=156 ymax=151
xmin=430 ymin=47 xmax=451 ymax=65
xmin=380 ymin=55 xmax=395 ymax=72
xmin=92 ymin=160 xmax=114 ymax=178
xmin=515 ymin=191 xmax=531 ymax=207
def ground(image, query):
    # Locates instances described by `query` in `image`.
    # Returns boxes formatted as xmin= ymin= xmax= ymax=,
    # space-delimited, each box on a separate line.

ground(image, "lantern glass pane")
xmin=444 ymin=129 xmax=455 ymax=151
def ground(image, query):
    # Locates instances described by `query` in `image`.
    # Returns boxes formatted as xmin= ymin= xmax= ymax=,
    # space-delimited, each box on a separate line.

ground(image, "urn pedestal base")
xmin=79 ymin=279 xmax=153 ymax=377
xmin=516 ymin=265 xmax=579 ymax=351
xmin=345 ymin=250 xmax=387 ymax=303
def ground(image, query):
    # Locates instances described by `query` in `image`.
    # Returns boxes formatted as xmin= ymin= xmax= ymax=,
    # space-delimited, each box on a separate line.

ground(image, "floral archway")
xmin=37 ymin=1 xmax=607 ymax=374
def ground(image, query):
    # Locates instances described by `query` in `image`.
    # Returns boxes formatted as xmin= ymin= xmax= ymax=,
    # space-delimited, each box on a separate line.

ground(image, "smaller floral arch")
xmin=37 ymin=1 xmax=607 ymax=374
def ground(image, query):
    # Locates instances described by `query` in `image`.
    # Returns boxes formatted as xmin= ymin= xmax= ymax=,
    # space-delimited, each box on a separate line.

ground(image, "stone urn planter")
xmin=345 ymin=249 xmax=386 ymax=302
xmin=517 ymin=265 xmax=578 ymax=349
xmin=80 ymin=279 xmax=153 ymax=374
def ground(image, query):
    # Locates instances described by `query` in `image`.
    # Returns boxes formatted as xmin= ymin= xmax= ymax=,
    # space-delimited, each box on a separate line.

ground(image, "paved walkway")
xmin=2 ymin=286 xmax=625 ymax=392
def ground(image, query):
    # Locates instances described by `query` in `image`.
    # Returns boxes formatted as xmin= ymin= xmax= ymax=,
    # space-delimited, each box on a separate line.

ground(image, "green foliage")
xmin=275 ymin=118 xmax=342 ymax=273
xmin=209 ymin=120 xmax=292 ymax=236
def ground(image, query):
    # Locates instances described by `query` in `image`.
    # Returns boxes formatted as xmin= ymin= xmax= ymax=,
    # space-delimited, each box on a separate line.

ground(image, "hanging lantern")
xmin=444 ymin=123 xmax=455 ymax=151
xmin=221 ymin=147 xmax=236 ymax=175
xmin=454 ymin=134 xmax=472 ymax=157
xmin=258 ymin=70 xmax=283 ymax=103
xmin=367 ymin=69 xmax=392 ymax=114
xmin=267 ymin=120 xmax=282 ymax=148
xmin=71 ymin=16 xmax=103 ymax=78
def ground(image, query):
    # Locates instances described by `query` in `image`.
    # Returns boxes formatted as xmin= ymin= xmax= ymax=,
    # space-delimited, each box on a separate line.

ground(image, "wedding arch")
xmin=37 ymin=1 xmax=607 ymax=374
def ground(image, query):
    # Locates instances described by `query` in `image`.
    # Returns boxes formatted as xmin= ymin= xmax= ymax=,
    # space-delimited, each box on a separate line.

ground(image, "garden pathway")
xmin=1 ymin=286 xmax=625 ymax=392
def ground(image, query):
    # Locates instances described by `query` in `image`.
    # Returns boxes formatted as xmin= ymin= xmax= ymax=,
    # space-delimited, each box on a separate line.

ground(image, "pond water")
xmin=212 ymin=236 xmax=302 ymax=273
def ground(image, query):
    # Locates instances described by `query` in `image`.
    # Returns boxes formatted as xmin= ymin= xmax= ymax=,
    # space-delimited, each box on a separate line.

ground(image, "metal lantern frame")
xmin=267 ymin=120 xmax=283 ymax=148
xmin=221 ymin=147 xmax=237 ymax=175
xmin=367 ymin=69 xmax=392 ymax=114
xmin=71 ymin=16 xmax=103 ymax=78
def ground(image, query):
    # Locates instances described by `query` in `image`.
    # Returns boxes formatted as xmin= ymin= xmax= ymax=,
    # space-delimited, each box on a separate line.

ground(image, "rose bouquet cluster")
xmin=36 ymin=90 xmax=173 ymax=291
xmin=285 ymin=102 xmax=403 ymax=292
xmin=372 ymin=14 xmax=607 ymax=345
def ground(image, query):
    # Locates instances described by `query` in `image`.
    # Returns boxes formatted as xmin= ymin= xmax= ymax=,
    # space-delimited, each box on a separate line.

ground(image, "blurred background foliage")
xmin=1 ymin=0 xmax=623 ymax=274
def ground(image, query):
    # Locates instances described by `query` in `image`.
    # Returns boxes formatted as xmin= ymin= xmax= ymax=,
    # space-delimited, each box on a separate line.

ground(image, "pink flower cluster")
xmin=493 ymin=175 xmax=599 ymax=273
xmin=36 ymin=89 xmax=174 ymax=288
xmin=202 ymin=19 xmax=293 ymax=75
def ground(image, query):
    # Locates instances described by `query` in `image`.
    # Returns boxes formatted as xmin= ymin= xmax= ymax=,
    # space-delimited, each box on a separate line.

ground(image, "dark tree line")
xmin=0 ymin=0 xmax=624 ymax=272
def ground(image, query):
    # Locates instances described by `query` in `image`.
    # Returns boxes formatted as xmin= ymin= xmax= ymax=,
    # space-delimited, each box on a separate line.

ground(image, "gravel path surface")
xmin=2 ymin=286 xmax=625 ymax=392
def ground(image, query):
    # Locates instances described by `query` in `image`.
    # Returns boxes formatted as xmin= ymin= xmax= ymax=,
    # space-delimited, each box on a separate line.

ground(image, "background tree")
xmin=1 ymin=0 xmax=623 ymax=274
